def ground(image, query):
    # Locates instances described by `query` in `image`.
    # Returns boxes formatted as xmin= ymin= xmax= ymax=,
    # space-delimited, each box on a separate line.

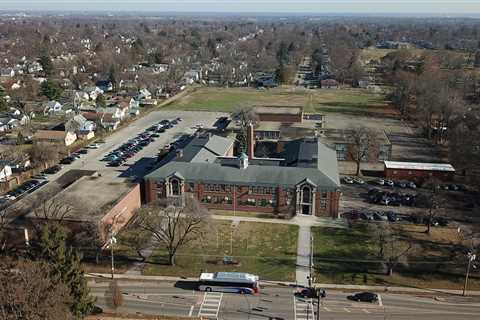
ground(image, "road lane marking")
xmin=198 ymin=292 xmax=222 ymax=319
xmin=188 ymin=305 xmax=194 ymax=317
xmin=378 ymin=294 xmax=383 ymax=307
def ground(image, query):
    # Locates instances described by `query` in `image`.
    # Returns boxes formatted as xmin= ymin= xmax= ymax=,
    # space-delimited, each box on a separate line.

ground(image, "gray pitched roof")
xmin=146 ymin=161 xmax=339 ymax=190
xmin=178 ymin=135 xmax=234 ymax=163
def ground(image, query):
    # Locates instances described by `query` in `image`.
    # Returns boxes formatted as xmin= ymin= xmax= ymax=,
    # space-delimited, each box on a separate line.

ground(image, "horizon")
xmin=0 ymin=1 xmax=479 ymax=16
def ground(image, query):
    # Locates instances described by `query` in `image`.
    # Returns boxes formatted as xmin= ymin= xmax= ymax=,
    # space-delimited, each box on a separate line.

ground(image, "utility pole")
xmin=110 ymin=230 xmax=117 ymax=279
xmin=463 ymin=251 xmax=476 ymax=296
xmin=309 ymin=234 xmax=314 ymax=288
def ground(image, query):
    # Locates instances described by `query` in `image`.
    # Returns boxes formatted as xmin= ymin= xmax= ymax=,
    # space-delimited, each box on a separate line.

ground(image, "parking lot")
xmin=3 ymin=110 xmax=227 ymax=220
xmin=340 ymin=175 xmax=479 ymax=230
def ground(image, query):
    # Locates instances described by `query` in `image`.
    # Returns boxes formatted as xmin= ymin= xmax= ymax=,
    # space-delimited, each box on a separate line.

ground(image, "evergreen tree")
xmin=32 ymin=224 xmax=95 ymax=319
xmin=0 ymin=85 xmax=7 ymax=112
xmin=39 ymin=54 xmax=54 ymax=76
xmin=40 ymin=80 xmax=63 ymax=100
xmin=108 ymin=65 xmax=118 ymax=92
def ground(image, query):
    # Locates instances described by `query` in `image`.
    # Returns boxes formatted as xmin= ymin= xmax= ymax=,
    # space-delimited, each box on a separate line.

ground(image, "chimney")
xmin=247 ymin=122 xmax=255 ymax=159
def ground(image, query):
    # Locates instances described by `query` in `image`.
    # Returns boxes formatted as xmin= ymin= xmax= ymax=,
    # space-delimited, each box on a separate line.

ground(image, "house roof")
xmin=384 ymin=161 xmax=455 ymax=172
xmin=254 ymin=106 xmax=303 ymax=116
xmin=34 ymin=130 xmax=68 ymax=141
xmin=145 ymin=160 xmax=339 ymax=190
xmin=177 ymin=134 xmax=234 ymax=163
xmin=146 ymin=135 xmax=340 ymax=190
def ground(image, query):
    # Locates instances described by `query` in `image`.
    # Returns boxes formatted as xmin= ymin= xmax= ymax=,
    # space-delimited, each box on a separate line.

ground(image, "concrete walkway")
xmin=212 ymin=214 xmax=347 ymax=228
xmin=296 ymin=225 xmax=311 ymax=287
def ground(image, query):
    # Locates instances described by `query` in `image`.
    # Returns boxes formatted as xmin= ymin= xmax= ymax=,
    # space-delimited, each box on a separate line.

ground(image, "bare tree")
xmin=0 ymin=258 xmax=73 ymax=320
xmin=346 ymin=127 xmax=379 ymax=176
xmin=28 ymin=143 xmax=64 ymax=168
xmin=417 ymin=178 xmax=445 ymax=235
xmin=369 ymin=224 xmax=415 ymax=276
xmin=135 ymin=195 xmax=209 ymax=266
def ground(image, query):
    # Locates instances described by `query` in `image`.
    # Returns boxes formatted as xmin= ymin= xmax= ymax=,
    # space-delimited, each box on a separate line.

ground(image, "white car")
xmin=352 ymin=177 xmax=365 ymax=184
xmin=376 ymin=179 xmax=385 ymax=186
xmin=385 ymin=179 xmax=394 ymax=187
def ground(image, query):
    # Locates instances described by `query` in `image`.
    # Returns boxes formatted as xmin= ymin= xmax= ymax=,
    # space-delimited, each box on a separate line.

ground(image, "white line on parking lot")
xmin=362 ymin=308 xmax=370 ymax=313
xmin=343 ymin=307 xmax=351 ymax=313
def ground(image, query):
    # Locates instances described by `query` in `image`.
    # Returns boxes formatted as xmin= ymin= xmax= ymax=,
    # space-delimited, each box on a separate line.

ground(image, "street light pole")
xmin=463 ymin=252 xmax=476 ymax=296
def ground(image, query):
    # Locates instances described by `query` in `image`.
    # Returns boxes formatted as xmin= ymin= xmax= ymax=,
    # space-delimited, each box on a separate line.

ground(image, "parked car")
xmin=295 ymin=287 xmax=326 ymax=299
xmin=376 ymin=179 xmax=385 ymax=186
xmin=44 ymin=165 xmax=62 ymax=174
xmin=343 ymin=176 xmax=354 ymax=184
xmin=352 ymin=177 xmax=365 ymax=184
xmin=448 ymin=184 xmax=459 ymax=191
xmin=360 ymin=212 xmax=374 ymax=221
xmin=386 ymin=211 xmax=400 ymax=222
xmin=385 ymin=179 xmax=394 ymax=187
xmin=396 ymin=181 xmax=407 ymax=188
xmin=407 ymin=181 xmax=417 ymax=189
xmin=373 ymin=212 xmax=388 ymax=221
xmin=60 ymin=157 xmax=74 ymax=165
xmin=347 ymin=292 xmax=378 ymax=303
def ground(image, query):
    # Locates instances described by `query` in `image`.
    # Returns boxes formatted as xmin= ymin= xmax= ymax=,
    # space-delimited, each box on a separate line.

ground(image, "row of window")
xmin=203 ymin=184 xmax=276 ymax=195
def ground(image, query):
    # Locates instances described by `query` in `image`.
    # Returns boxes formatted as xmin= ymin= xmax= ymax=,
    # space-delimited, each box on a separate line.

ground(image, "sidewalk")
xmin=296 ymin=225 xmax=311 ymax=287
xmin=86 ymin=272 xmax=480 ymax=296
xmin=212 ymin=214 xmax=347 ymax=228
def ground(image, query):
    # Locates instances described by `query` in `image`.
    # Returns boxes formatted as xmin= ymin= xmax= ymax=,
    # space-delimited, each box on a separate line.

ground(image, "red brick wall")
xmin=101 ymin=184 xmax=142 ymax=241
xmin=145 ymin=180 xmax=340 ymax=218
xmin=384 ymin=168 xmax=454 ymax=183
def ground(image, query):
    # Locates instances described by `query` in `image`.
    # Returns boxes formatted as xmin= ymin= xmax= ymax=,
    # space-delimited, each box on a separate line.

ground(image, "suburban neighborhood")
xmin=0 ymin=2 xmax=480 ymax=320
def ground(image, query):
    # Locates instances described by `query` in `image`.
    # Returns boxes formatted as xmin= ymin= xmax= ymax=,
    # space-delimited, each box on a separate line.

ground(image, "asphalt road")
xmin=89 ymin=280 xmax=480 ymax=320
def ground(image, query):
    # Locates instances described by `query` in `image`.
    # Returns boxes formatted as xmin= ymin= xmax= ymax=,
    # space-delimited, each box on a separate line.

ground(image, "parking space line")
xmin=362 ymin=308 xmax=370 ymax=313
xmin=343 ymin=307 xmax=351 ymax=313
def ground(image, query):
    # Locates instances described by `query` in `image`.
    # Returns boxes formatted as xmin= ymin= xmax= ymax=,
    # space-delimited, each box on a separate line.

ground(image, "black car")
xmin=347 ymin=292 xmax=378 ymax=303
xmin=44 ymin=165 xmax=61 ymax=174
xmin=60 ymin=157 xmax=74 ymax=165
xmin=108 ymin=160 xmax=122 ymax=167
xmin=78 ymin=149 xmax=88 ymax=154
xmin=295 ymin=287 xmax=326 ymax=299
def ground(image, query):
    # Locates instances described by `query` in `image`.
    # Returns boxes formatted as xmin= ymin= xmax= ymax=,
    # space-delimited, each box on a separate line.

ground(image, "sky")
xmin=0 ymin=0 xmax=479 ymax=15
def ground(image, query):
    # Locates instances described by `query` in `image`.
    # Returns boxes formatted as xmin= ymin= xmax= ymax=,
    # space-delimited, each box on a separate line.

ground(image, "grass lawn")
xmin=210 ymin=209 xmax=278 ymax=219
xmin=143 ymin=221 xmax=298 ymax=281
xmin=164 ymin=86 xmax=387 ymax=115
xmin=312 ymin=223 xmax=480 ymax=290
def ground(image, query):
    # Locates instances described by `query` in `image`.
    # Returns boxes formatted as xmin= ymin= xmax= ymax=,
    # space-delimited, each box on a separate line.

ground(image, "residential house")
xmin=95 ymin=80 xmax=113 ymax=92
xmin=84 ymin=86 xmax=104 ymax=101
xmin=8 ymin=155 xmax=31 ymax=172
xmin=119 ymin=79 xmax=137 ymax=90
xmin=33 ymin=130 xmax=77 ymax=146
xmin=0 ymin=68 xmax=15 ymax=78
xmin=44 ymin=101 xmax=63 ymax=115
xmin=0 ymin=161 xmax=13 ymax=181
xmin=65 ymin=114 xmax=96 ymax=140
xmin=137 ymin=88 xmax=152 ymax=101
xmin=82 ymin=112 xmax=120 ymax=131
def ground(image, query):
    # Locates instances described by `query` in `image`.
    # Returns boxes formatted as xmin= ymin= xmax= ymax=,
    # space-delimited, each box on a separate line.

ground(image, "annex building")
xmin=144 ymin=125 xmax=341 ymax=218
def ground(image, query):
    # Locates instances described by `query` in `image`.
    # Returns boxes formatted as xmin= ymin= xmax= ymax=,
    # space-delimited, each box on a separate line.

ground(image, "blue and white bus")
xmin=198 ymin=272 xmax=260 ymax=294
